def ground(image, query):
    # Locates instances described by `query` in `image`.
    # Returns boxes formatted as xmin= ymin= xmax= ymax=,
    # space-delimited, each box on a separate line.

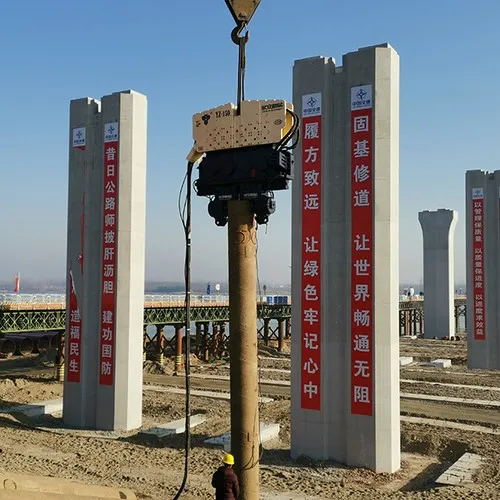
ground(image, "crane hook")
xmin=231 ymin=22 xmax=249 ymax=45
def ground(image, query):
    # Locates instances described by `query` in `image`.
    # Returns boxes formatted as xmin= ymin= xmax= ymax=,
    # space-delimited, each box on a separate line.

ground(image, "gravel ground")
xmin=400 ymin=381 xmax=500 ymax=402
xmin=0 ymin=370 xmax=499 ymax=498
xmin=401 ymin=368 xmax=500 ymax=388
xmin=1 ymin=339 xmax=500 ymax=498
xmin=399 ymin=340 xmax=467 ymax=365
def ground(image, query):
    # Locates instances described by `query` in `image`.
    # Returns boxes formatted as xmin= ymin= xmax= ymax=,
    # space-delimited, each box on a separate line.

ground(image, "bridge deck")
xmin=0 ymin=297 xmax=466 ymax=312
xmin=0 ymin=298 xmax=467 ymax=334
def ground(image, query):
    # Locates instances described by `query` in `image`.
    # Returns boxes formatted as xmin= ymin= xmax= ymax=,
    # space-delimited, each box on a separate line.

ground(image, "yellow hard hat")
xmin=223 ymin=453 xmax=235 ymax=465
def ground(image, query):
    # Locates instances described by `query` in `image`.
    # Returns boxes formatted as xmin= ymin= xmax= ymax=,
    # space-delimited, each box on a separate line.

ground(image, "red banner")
xmin=472 ymin=188 xmax=485 ymax=340
xmin=99 ymin=122 xmax=119 ymax=386
xmin=350 ymin=85 xmax=374 ymax=416
xmin=67 ymin=270 xmax=81 ymax=383
xmin=300 ymin=93 xmax=322 ymax=411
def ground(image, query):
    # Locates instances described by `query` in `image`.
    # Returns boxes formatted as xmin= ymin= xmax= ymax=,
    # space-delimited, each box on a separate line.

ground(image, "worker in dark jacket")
xmin=211 ymin=453 xmax=240 ymax=499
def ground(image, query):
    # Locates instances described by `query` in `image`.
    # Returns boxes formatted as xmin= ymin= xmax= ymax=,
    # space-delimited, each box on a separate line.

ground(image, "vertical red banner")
xmin=300 ymin=93 xmax=322 ymax=411
xmin=350 ymin=85 xmax=374 ymax=417
xmin=67 ymin=270 xmax=82 ymax=383
xmin=472 ymin=188 xmax=485 ymax=340
xmin=99 ymin=122 xmax=119 ymax=386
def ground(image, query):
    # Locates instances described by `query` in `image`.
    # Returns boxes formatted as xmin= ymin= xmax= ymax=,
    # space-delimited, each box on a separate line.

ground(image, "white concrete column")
xmin=291 ymin=44 xmax=400 ymax=473
xmin=466 ymin=170 xmax=500 ymax=370
xmin=63 ymin=97 xmax=101 ymax=427
xmin=63 ymin=90 xmax=147 ymax=431
xmin=418 ymin=209 xmax=458 ymax=339
xmin=96 ymin=90 xmax=147 ymax=430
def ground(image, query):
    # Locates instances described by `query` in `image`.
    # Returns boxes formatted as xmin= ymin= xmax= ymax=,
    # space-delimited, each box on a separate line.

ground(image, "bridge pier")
xmin=263 ymin=318 xmax=270 ymax=345
xmin=202 ymin=322 xmax=210 ymax=361
xmin=211 ymin=323 xmax=220 ymax=359
xmin=278 ymin=319 xmax=285 ymax=353
xmin=174 ymin=324 xmax=184 ymax=375
xmin=3 ymin=299 xmax=473 ymax=363
xmin=195 ymin=323 xmax=202 ymax=356
xmin=55 ymin=332 xmax=64 ymax=382
xmin=219 ymin=322 xmax=227 ymax=358
xmin=143 ymin=325 xmax=148 ymax=362
xmin=419 ymin=209 xmax=458 ymax=340
xmin=155 ymin=325 xmax=165 ymax=365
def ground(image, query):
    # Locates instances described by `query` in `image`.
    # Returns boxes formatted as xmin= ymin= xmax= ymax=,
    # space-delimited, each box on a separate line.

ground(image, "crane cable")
xmin=173 ymin=160 xmax=194 ymax=499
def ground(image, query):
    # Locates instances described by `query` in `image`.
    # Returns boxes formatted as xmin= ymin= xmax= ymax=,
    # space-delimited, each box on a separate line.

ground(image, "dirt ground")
xmin=399 ymin=339 xmax=468 ymax=366
xmin=1 ymin=339 xmax=500 ymax=499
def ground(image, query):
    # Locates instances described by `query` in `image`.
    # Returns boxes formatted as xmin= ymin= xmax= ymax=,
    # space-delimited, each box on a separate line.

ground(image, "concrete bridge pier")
xmin=418 ymin=209 xmax=458 ymax=339
xmin=278 ymin=319 xmax=286 ymax=352
xmin=174 ymin=324 xmax=184 ymax=375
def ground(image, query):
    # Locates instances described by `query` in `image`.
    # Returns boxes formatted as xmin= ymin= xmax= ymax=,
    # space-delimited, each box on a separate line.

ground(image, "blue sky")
xmin=0 ymin=0 xmax=498 ymax=285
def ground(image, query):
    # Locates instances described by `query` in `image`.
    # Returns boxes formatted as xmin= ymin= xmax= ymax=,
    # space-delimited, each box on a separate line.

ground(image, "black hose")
xmin=173 ymin=161 xmax=194 ymax=499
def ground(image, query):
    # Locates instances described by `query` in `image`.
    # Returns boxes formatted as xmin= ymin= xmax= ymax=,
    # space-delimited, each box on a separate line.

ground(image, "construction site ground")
xmin=1 ymin=338 xmax=500 ymax=499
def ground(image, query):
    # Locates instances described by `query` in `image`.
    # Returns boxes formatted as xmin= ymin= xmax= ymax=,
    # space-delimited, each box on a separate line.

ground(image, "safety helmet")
xmin=223 ymin=453 xmax=235 ymax=465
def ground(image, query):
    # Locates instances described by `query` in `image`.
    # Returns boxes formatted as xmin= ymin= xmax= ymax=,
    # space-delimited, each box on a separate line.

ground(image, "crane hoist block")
xmin=192 ymin=100 xmax=294 ymax=153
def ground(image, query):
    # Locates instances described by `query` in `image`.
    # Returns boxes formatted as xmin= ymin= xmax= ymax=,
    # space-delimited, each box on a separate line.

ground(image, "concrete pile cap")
xmin=436 ymin=452 xmax=482 ymax=486
xmin=399 ymin=356 xmax=414 ymax=366
xmin=0 ymin=493 xmax=132 ymax=500
xmin=0 ymin=472 xmax=136 ymax=499
xmin=205 ymin=423 xmax=280 ymax=451
xmin=141 ymin=414 xmax=207 ymax=438
xmin=429 ymin=358 xmax=452 ymax=368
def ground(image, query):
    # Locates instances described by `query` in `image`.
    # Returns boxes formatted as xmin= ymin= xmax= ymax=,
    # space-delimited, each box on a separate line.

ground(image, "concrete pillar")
xmin=63 ymin=90 xmax=147 ymax=431
xmin=202 ymin=322 xmax=210 ymax=361
xmin=418 ymin=209 xmax=458 ymax=339
xmin=174 ymin=324 xmax=184 ymax=374
xmin=404 ymin=311 xmax=410 ymax=337
xmin=156 ymin=325 xmax=164 ymax=364
xmin=143 ymin=325 xmax=148 ymax=362
xmin=466 ymin=170 xmax=500 ymax=369
xmin=219 ymin=322 xmax=227 ymax=357
xmin=63 ymin=97 xmax=100 ymax=411
xmin=278 ymin=319 xmax=285 ymax=352
xmin=195 ymin=322 xmax=202 ymax=356
xmin=55 ymin=332 xmax=65 ymax=381
xmin=212 ymin=322 xmax=220 ymax=358
xmin=291 ymin=45 xmax=400 ymax=473
xmin=263 ymin=318 xmax=270 ymax=345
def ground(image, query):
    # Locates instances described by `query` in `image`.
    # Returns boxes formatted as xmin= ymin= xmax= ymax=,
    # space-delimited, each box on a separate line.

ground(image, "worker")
xmin=211 ymin=453 xmax=240 ymax=499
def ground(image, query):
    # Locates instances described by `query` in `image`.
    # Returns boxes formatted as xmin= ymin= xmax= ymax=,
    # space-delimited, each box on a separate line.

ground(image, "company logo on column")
xmin=351 ymin=85 xmax=373 ymax=111
xmin=472 ymin=187 xmax=485 ymax=340
xmin=300 ymin=92 xmax=322 ymax=411
xmin=104 ymin=122 xmax=119 ymax=143
xmin=72 ymin=127 xmax=86 ymax=150
xmin=472 ymin=187 xmax=484 ymax=200
xmin=302 ymin=93 xmax=322 ymax=118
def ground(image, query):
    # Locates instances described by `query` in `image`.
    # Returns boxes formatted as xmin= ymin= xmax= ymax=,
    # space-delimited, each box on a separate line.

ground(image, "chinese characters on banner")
xmin=350 ymin=85 xmax=374 ymax=416
xmin=99 ymin=122 xmax=119 ymax=385
xmin=472 ymin=188 xmax=485 ymax=340
xmin=67 ymin=270 xmax=81 ymax=383
xmin=300 ymin=93 xmax=322 ymax=411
